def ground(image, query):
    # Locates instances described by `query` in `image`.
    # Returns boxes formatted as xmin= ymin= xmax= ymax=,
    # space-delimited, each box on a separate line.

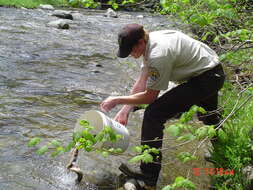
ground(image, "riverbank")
xmin=0 ymin=0 xmax=67 ymax=8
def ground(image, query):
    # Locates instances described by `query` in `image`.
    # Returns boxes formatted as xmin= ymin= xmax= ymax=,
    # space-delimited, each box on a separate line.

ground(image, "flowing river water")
xmin=0 ymin=7 xmax=212 ymax=190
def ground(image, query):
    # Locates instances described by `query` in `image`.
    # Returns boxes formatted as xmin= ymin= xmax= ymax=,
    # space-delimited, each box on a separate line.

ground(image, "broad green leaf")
xmin=129 ymin=155 xmax=144 ymax=163
xmin=177 ymin=133 xmax=196 ymax=141
xmin=82 ymin=130 xmax=96 ymax=143
xmin=177 ymin=152 xmax=196 ymax=163
xmin=132 ymin=146 xmax=143 ymax=153
xmin=179 ymin=112 xmax=193 ymax=123
xmin=28 ymin=137 xmax=41 ymax=147
xmin=112 ymin=148 xmax=123 ymax=154
xmin=195 ymin=127 xmax=208 ymax=139
xmin=179 ymin=105 xmax=205 ymax=123
xmin=84 ymin=145 xmax=93 ymax=152
xmin=149 ymin=148 xmax=160 ymax=154
xmin=197 ymin=107 xmax=206 ymax=114
xmin=165 ymin=124 xmax=182 ymax=136
xmin=142 ymin=153 xmax=153 ymax=163
xmin=112 ymin=2 xmax=118 ymax=9
xmin=183 ymin=157 xmax=192 ymax=163
xmin=174 ymin=176 xmax=196 ymax=189
xmin=175 ymin=176 xmax=185 ymax=183
xmin=122 ymin=0 xmax=127 ymax=5
xmin=142 ymin=145 xmax=150 ymax=149
xmin=207 ymin=126 xmax=216 ymax=138
xmin=79 ymin=120 xmax=90 ymax=127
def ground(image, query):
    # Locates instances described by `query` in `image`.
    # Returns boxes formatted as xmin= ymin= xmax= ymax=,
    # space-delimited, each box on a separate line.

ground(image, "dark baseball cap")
xmin=117 ymin=24 xmax=144 ymax=58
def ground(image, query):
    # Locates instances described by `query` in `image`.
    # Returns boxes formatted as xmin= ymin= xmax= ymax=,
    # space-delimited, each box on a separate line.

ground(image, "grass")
xmin=210 ymin=81 xmax=253 ymax=189
xmin=0 ymin=0 xmax=68 ymax=8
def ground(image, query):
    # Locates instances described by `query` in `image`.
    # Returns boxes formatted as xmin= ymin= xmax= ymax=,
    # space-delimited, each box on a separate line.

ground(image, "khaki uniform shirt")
xmin=142 ymin=30 xmax=219 ymax=90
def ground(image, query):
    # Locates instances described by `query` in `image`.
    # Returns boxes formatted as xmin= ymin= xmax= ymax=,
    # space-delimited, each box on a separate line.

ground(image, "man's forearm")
xmin=120 ymin=70 xmax=148 ymax=112
xmin=118 ymin=90 xmax=158 ymax=105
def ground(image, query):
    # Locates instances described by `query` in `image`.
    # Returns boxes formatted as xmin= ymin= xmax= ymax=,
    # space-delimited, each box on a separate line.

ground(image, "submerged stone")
xmin=47 ymin=19 xmax=70 ymax=29
xmin=71 ymin=12 xmax=83 ymax=20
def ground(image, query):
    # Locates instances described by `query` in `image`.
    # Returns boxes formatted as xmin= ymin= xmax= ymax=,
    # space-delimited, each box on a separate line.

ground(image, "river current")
xmin=0 ymin=7 xmax=210 ymax=190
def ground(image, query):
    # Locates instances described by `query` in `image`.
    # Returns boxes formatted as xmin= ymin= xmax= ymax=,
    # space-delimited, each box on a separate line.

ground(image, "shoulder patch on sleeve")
xmin=147 ymin=67 xmax=160 ymax=86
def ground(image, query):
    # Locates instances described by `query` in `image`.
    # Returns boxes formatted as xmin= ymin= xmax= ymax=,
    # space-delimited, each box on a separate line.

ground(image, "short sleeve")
xmin=147 ymin=57 xmax=173 ymax=90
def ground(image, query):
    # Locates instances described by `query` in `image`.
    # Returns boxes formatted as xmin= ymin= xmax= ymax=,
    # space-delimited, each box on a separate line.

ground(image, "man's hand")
xmin=100 ymin=96 xmax=119 ymax=112
xmin=114 ymin=109 xmax=129 ymax=126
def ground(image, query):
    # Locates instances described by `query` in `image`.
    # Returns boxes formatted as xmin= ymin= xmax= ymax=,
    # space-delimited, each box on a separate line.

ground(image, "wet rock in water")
xmin=47 ymin=19 xmax=70 ymax=29
xmin=96 ymin=64 xmax=103 ymax=67
xmin=38 ymin=4 xmax=54 ymax=10
xmin=52 ymin=10 xmax=73 ymax=20
xmin=104 ymin=8 xmax=118 ymax=18
xmin=136 ymin=15 xmax=144 ymax=19
xmin=71 ymin=12 xmax=83 ymax=20
xmin=88 ymin=170 xmax=117 ymax=189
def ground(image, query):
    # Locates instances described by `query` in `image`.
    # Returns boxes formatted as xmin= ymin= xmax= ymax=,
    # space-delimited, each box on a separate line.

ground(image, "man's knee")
xmin=143 ymin=104 xmax=167 ymax=124
xmin=144 ymin=105 xmax=156 ymax=119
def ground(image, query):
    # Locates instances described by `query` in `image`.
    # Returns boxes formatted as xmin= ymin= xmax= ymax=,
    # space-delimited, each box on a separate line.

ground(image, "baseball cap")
xmin=117 ymin=24 xmax=144 ymax=58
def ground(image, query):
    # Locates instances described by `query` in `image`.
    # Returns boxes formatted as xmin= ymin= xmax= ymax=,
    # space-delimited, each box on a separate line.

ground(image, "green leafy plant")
xmin=28 ymin=120 xmax=123 ymax=157
xmin=177 ymin=152 xmax=197 ymax=163
xmin=160 ymin=0 xmax=253 ymax=49
xmin=209 ymin=82 xmax=253 ymax=189
xmin=68 ymin=0 xmax=99 ymax=8
xmin=162 ymin=176 xmax=196 ymax=190
xmin=129 ymin=145 xmax=160 ymax=163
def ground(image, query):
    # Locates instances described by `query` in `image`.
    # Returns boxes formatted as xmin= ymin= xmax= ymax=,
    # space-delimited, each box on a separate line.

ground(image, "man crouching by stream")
xmin=100 ymin=24 xmax=225 ymax=190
